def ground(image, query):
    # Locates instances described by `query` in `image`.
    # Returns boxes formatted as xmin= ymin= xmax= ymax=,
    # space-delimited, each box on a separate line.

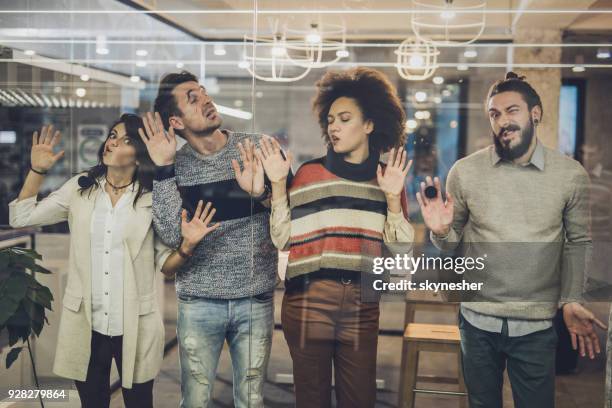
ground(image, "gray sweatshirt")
xmin=431 ymin=141 xmax=591 ymax=320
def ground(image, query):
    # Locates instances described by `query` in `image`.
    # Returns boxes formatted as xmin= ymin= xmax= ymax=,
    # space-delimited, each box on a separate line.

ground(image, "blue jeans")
xmin=177 ymin=291 xmax=274 ymax=408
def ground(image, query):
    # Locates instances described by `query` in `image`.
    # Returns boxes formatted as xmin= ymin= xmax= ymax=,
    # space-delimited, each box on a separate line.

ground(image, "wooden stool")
xmin=399 ymin=323 xmax=467 ymax=408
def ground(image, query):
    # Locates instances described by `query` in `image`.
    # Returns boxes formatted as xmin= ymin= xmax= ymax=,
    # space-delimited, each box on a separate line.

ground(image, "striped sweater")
xmin=270 ymin=150 xmax=414 ymax=280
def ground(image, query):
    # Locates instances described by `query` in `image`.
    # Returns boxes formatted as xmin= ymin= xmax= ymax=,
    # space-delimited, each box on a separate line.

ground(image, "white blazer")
xmin=9 ymin=175 xmax=172 ymax=388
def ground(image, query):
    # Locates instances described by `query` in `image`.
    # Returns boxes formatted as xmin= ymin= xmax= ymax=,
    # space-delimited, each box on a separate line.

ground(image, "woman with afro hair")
xmin=256 ymin=67 xmax=414 ymax=407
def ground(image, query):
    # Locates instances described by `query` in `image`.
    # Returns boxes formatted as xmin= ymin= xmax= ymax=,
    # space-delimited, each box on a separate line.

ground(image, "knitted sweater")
xmin=271 ymin=149 xmax=414 ymax=280
xmin=153 ymin=131 xmax=277 ymax=299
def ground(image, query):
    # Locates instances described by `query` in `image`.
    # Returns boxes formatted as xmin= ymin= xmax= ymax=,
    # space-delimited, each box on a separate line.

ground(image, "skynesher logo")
xmin=372 ymin=254 xmax=486 ymax=275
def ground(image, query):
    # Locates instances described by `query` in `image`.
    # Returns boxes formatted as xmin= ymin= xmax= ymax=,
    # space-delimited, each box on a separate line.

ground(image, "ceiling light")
xmin=136 ymin=49 xmax=148 ymax=57
xmin=597 ymin=47 xmax=610 ymax=59
xmin=96 ymin=47 xmax=109 ymax=55
xmin=415 ymin=110 xmax=431 ymax=120
xmin=406 ymin=119 xmax=418 ymax=130
xmin=80 ymin=74 xmax=90 ymax=82
xmin=176 ymin=62 xmax=184 ymax=69
xmin=432 ymin=76 xmax=444 ymax=85
xmin=256 ymin=91 xmax=263 ymax=98
xmin=234 ymin=99 xmax=244 ymax=108
xmin=136 ymin=60 xmax=147 ymax=68
xmin=464 ymin=48 xmax=478 ymax=58
xmin=271 ymin=45 xmax=286 ymax=57
xmin=214 ymin=44 xmax=227 ymax=56
xmin=450 ymin=120 xmax=458 ymax=128
xmin=54 ymin=86 xmax=62 ymax=93
xmin=336 ymin=49 xmax=349 ymax=58
xmin=130 ymin=75 xmax=140 ymax=82
xmin=457 ymin=64 xmax=469 ymax=71
xmin=24 ymin=50 xmax=35 ymax=56
xmin=442 ymin=89 xmax=452 ymax=97
xmin=415 ymin=91 xmax=427 ymax=102
xmin=433 ymin=96 xmax=442 ymax=104
xmin=572 ymin=66 xmax=585 ymax=73
xmin=75 ymin=88 xmax=86 ymax=98
xmin=238 ymin=60 xmax=249 ymax=69
xmin=305 ymin=25 xmax=322 ymax=44
xmin=409 ymin=54 xmax=425 ymax=68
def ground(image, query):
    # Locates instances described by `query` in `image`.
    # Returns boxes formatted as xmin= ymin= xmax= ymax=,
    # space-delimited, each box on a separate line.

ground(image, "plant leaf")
xmin=6 ymin=347 xmax=23 ymax=369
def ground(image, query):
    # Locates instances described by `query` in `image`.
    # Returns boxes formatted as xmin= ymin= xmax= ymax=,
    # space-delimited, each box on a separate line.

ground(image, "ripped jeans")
xmin=176 ymin=291 xmax=274 ymax=408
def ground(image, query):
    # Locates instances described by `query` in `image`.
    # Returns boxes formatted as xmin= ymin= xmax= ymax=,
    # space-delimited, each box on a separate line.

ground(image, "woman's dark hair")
xmin=312 ymin=67 xmax=407 ymax=153
xmin=79 ymin=113 xmax=155 ymax=206
xmin=154 ymin=70 xmax=199 ymax=138
xmin=486 ymin=71 xmax=544 ymax=120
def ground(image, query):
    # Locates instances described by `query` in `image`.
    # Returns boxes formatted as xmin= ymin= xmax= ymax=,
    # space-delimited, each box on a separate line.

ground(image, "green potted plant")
xmin=0 ymin=246 xmax=53 ymax=408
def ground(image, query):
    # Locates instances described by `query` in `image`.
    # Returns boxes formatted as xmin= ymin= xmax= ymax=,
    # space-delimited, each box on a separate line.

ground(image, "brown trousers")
xmin=281 ymin=279 xmax=380 ymax=408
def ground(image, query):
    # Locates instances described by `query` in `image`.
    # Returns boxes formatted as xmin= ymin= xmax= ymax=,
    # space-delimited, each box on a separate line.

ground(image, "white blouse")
xmin=90 ymin=179 xmax=135 ymax=336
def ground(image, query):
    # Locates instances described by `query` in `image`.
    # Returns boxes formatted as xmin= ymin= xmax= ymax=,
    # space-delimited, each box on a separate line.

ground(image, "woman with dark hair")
xmin=10 ymin=114 xmax=219 ymax=408
xmin=256 ymin=67 xmax=415 ymax=408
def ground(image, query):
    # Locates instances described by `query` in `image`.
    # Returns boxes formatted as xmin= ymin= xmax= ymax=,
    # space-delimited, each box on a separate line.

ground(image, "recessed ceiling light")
xmin=414 ymin=91 xmax=427 ymax=102
xmin=406 ymin=119 xmax=418 ymax=130
xmin=572 ymin=66 xmax=585 ymax=73
xmin=213 ymin=44 xmax=227 ymax=56
xmin=80 ymin=74 xmax=90 ymax=82
xmin=433 ymin=96 xmax=442 ymax=104
xmin=238 ymin=60 xmax=250 ymax=69
xmin=24 ymin=50 xmax=35 ymax=56
xmin=457 ymin=64 xmax=469 ymax=71
xmin=176 ymin=62 xmax=184 ymax=69
xmin=450 ymin=120 xmax=458 ymax=129
xmin=597 ymin=47 xmax=610 ymax=59
xmin=96 ymin=47 xmax=109 ymax=55
xmin=464 ymin=48 xmax=478 ymax=58
xmin=136 ymin=61 xmax=147 ymax=67
xmin=432 ymin=76 xmax=444 ymax=85
xmin=75 ymin=88 xmax=86 ymax=98
xmin=136 ymin=49 xmax=148 ymax=57
xmin=336 ymin=49 xmax=349 ymax=58
xmin=130 ymin=75 xmax=140 ymax=82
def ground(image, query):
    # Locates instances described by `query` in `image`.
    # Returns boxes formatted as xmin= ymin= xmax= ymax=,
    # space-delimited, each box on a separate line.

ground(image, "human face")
xmin=170 ymin=81 xmax=222 ymax=136
xmin=488 ymin=91 xmax=538 ymax=161
xmin=581 ymin=144 xmax=602 ymax=173
xmin=102 ymin=123 xmax=137 ymax=168
xmin=327 ymin=97 xmax=373 ymax=156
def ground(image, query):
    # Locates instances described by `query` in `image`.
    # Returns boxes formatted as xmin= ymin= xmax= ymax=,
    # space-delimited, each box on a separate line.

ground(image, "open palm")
xmin=416 ymin=176 xmax=454 ymax=236
xmin=254 ymin=135 xmax=292 ymax=183
xmin=31 ymin=125 xmax=64 ymax=172
xmin=377 ymin=146 xmax=412 ymax=197
xmin=232 ymin=138 xmax=265 ymax=197
xmin=181 ymin=200 xmax=220 ymax=250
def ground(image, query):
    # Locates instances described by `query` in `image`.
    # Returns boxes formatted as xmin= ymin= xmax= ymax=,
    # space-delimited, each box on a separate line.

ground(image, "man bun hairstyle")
xmin=486 ymin=71 xmax=544 ymax=120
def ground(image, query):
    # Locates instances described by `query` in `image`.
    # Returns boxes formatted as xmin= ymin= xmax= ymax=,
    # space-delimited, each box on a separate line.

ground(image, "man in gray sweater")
xmin=416 ymin=72 xmax=606 ymax=408
xmin=138 ymin=71 xmax=277 ymax=408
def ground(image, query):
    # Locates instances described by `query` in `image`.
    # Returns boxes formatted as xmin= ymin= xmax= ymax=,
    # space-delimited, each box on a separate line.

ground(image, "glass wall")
xmin=1 ymin=1 xmax=611 ymax=407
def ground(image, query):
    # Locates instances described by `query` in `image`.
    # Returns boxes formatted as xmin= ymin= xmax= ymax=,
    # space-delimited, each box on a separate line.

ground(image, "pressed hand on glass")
xmin=180 ymin=200 xmax=221 ymax=255
xmin=231 ymin=138 xmax=265 ymax=197
xmin=563 ymin=302 xmax=607 ymax=359
xmin=416 ymin=175 xmax=454 ymax=236
xmin=377 ymin=146 xmax=412 ymax=198
xmin=254 ymin=135 xmax=292 ymax=183
xmin=138 ymin=112 xmax=177 ymax=166
xmin=30 ymin=125 xmax=65 ymax=173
